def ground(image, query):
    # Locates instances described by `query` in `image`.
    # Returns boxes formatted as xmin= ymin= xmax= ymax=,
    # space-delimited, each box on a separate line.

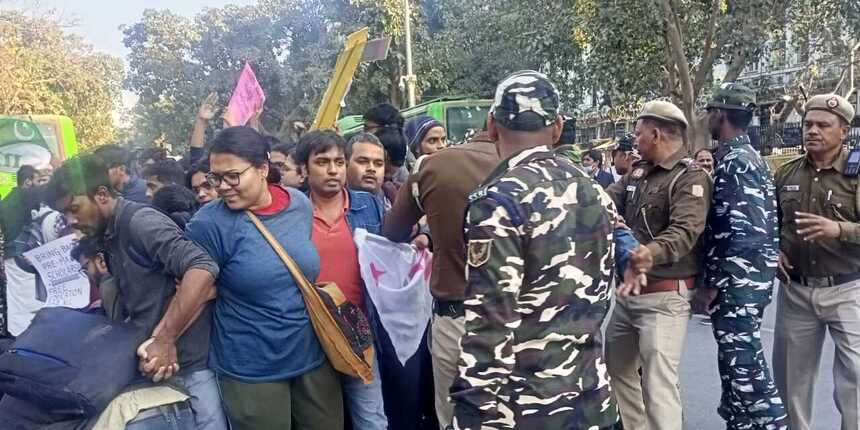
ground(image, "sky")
xmin=3 ymin=0 xmax=255 ymax=58
xmin=1 ymin=0 xmax=256 ymax=118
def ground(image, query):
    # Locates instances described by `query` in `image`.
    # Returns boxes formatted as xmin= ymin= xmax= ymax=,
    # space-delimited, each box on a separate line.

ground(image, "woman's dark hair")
xmin=186 ymin=161 xmax=210 ymax=188
xmin=376 ymin=128 xmax=408 ymax=168
xmin=364 ymin=103 xmax=404 ymax=131
xmin=295 ymin=130 xmax=346 ymax=166
xmin=152 ymin=185 xmax=200 ymax=231
xmin=209 ymin=126 xmax=281 ymax=184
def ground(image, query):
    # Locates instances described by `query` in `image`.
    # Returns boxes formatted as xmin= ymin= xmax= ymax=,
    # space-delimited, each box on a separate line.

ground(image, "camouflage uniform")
xmin=705 ymin=134 xmax=788 ymax=429
xmin=450 ymin=71 xmax=619 ymax=430
xmin=705 ymin=83 xmax=788 ymax=430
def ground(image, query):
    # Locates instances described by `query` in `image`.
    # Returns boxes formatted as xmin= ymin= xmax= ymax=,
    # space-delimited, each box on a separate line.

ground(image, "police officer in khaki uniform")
xmin=605 ymin=100 xmax=713 ymax=430
xmin=773 ymin=94 xmax=860 ymax=430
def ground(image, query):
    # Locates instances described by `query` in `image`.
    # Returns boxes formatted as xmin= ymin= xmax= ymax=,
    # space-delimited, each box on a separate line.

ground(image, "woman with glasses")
xmin=185 ymin=126 xmax=343 ymax=430
xmin=187 ymin=162 xmax=218 ymax=205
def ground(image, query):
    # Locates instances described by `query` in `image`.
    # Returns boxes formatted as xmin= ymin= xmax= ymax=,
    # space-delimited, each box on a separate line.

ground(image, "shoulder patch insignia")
xmin=467 ymin=240 xmax=492 ymax=268
xmin=692 ymin=184 xmax=704 ymax=197
xmin=632 ymin=168 xmax=645 ymax=179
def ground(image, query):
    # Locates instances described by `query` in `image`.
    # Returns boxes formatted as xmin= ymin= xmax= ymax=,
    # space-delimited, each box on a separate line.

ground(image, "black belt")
xmin=129 ymin=401 xmax=192 ymax=423
xmin=789 ymin=272 xmax=860 ymax=288
xmin=433 ymin=300 xmax=464 ymax=318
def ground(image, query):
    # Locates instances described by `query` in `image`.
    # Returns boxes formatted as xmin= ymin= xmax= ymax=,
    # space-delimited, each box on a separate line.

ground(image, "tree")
xmin=0 ymin=10 xmax=123 ymax=149
xmin=122 ymin=1 xmax=410 ymax=152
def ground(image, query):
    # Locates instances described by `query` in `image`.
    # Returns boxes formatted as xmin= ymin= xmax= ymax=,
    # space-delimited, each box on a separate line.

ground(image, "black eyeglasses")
xmin=205 ymin=165 xmax=253 ymax=188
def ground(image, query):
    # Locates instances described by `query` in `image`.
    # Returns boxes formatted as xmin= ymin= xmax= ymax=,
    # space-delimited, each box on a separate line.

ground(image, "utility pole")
xmin=852 ymin=41 xmax=860 ymax=114
xmin=402 ymin=0 xmax=417 ymax=107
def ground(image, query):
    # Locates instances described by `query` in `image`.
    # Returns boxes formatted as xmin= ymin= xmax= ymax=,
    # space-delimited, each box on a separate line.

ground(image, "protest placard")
xmin=223 ymin=62 xmax=266 ymax=126
xmin=22 ymin=234 xmax=90 ymax=308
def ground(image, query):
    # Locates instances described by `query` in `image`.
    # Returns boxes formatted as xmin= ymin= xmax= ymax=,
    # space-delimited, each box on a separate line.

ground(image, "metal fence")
xmin=747 ymin=122 xmax=860 ymax=156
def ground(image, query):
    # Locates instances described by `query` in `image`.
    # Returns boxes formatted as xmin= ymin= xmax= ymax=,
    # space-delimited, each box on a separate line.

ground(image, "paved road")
xmin=680 ymin=283 xmax=840 ymax=429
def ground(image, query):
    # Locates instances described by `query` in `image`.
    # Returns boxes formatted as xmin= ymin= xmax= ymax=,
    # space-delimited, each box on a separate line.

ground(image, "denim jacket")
xmin=344 ymin=189 xmax=384 ymax=235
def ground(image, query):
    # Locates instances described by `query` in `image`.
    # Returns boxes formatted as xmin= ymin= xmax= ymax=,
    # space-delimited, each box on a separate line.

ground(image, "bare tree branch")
xmin=657 ymin=0 xmax=696 ymax=146
xmin=692 ymin=0 xmax=723 ymax=92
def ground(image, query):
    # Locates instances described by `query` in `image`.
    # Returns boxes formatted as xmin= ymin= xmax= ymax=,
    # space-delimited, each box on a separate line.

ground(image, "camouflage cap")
xmin=616 ymin=134 xmax=634 ymax=152
xmin=804 ymin=94 xmax=855 ymax=125
xmin=637 ymin=100 xmax=689 ymax=129
xmin=707 ymin=82 xmax=756 ymax=111
xmin=491 ymin=70 xmax=561 ymax=131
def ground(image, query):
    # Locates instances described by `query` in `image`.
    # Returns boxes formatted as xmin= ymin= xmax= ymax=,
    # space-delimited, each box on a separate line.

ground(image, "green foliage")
xmin=121 ymin=0 xmax=859 ymax=152
xmin=0 ymin=10 xmax=123 ymax=150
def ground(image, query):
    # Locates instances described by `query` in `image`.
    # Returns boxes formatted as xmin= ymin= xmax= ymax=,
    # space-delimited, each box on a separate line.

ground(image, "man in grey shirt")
xmin=46 ymin=155 xmax=227 ymax=430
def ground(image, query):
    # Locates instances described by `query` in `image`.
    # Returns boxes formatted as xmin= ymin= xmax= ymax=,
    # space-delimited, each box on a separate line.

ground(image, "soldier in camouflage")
xmin=703 ymin=83 xmax=788 ymax=430
xmin=450 ymin=70 xmax=621 ymax=430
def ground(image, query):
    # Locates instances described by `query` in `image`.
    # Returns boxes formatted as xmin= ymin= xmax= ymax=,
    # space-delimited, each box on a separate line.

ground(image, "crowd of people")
xmin=0 ymin=69 xmax=857 ymax=430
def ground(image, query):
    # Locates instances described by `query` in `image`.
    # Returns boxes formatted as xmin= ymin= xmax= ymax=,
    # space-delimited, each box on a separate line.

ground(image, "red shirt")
xmin=311 ymin=190 xmax=363 ymax=308
xmin=255 ymin=184 xmax=291 ymax=215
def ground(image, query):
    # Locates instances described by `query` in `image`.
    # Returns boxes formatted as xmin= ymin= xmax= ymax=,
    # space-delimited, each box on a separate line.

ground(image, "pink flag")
xmin=223 ymin=62 xmax=265 ymax=126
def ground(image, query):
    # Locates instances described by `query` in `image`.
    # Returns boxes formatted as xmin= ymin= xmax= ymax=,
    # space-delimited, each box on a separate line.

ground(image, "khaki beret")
xmin=804 ymin=94 xmax=855 ymax=125
xmin=637 ymin=100 xmax=689 ymax=129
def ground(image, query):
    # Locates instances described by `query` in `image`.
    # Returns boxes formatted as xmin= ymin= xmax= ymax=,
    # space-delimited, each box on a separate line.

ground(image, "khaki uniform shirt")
xmin=606 ymin=148 xmax=712 ymax=281
xmin=774 ymin=149 xmax=860 ymax=276
xmin=382 ymin=136 xmax=500 ymax=301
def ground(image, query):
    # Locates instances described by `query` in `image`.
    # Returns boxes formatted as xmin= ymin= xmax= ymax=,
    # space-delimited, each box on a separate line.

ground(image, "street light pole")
xmin=852 ymin=41 xmax=860 ymax=114
xmin=402 ymin=0 xmax=417 ymax=107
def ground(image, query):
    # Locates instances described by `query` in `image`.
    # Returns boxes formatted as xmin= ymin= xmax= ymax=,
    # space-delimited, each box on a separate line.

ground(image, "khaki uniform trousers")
xmin=429 ymin=313 xmax=466 ymax=430
xmin=606 ymin=282 xmax=692 ymax=430
xmin=773 ymin=279 xmax=860 ymax=430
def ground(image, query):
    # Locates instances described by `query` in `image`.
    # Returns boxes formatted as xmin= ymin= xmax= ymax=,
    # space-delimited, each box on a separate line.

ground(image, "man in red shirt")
xmin=298 ymin=130 xmax=388 ymax=430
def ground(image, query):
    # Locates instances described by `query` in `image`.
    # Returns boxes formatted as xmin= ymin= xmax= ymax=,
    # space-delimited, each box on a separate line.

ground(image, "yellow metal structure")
xmin=312 ymin=27 xmax=370 ymax=130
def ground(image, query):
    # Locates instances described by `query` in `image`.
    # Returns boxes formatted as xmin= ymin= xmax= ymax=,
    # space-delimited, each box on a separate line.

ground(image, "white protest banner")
xmin=354 ymin=229 xmax=433 ymax=366
xmin=23 ymin=234 xmax=90 ymax=308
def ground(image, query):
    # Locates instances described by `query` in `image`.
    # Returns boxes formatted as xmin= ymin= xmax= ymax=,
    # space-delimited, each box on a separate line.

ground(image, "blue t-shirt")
xmin=185 ymin=188 xmax=325 ymax=382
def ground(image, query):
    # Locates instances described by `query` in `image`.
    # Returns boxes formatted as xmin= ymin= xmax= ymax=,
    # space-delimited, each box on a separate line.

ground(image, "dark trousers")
xmin=375 ymin=320 xmax=438 ymax=430
xmin=712 ymin=299 xmax=788 ymax=429
xmin=218 ymin=361 xmax=344 ymax=430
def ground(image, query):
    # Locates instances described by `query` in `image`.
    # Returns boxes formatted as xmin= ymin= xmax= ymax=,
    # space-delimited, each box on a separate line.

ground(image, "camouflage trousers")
xmin=712 ymin=301 xmax=788 ymax=430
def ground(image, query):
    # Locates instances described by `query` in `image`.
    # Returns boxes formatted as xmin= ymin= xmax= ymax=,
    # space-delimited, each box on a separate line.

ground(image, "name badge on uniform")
xmin=783 ymin=185 xmax=800 ymax=192
xmin=626 ymin=185 xmax=636 ymax=193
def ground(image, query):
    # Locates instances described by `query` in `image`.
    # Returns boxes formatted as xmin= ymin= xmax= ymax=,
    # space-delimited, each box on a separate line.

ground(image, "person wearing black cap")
xmin=611 ymin=134 xmax=637 ymax=180
xmin=449 ymin=70 xmax=621 ymax=429
xmin=702 ymin=82 xmax=788 ymax=429
xmin=605 ymin=100 xmax=712 ymax=430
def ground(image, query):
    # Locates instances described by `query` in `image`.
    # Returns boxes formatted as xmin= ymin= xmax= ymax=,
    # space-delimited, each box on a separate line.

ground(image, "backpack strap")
xmin=109 ymin=202 xmax=163 ymax=273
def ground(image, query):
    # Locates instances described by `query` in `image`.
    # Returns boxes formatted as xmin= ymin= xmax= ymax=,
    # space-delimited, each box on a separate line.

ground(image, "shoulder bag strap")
xmin=245 ymin=210 xmax=315 ymax=296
